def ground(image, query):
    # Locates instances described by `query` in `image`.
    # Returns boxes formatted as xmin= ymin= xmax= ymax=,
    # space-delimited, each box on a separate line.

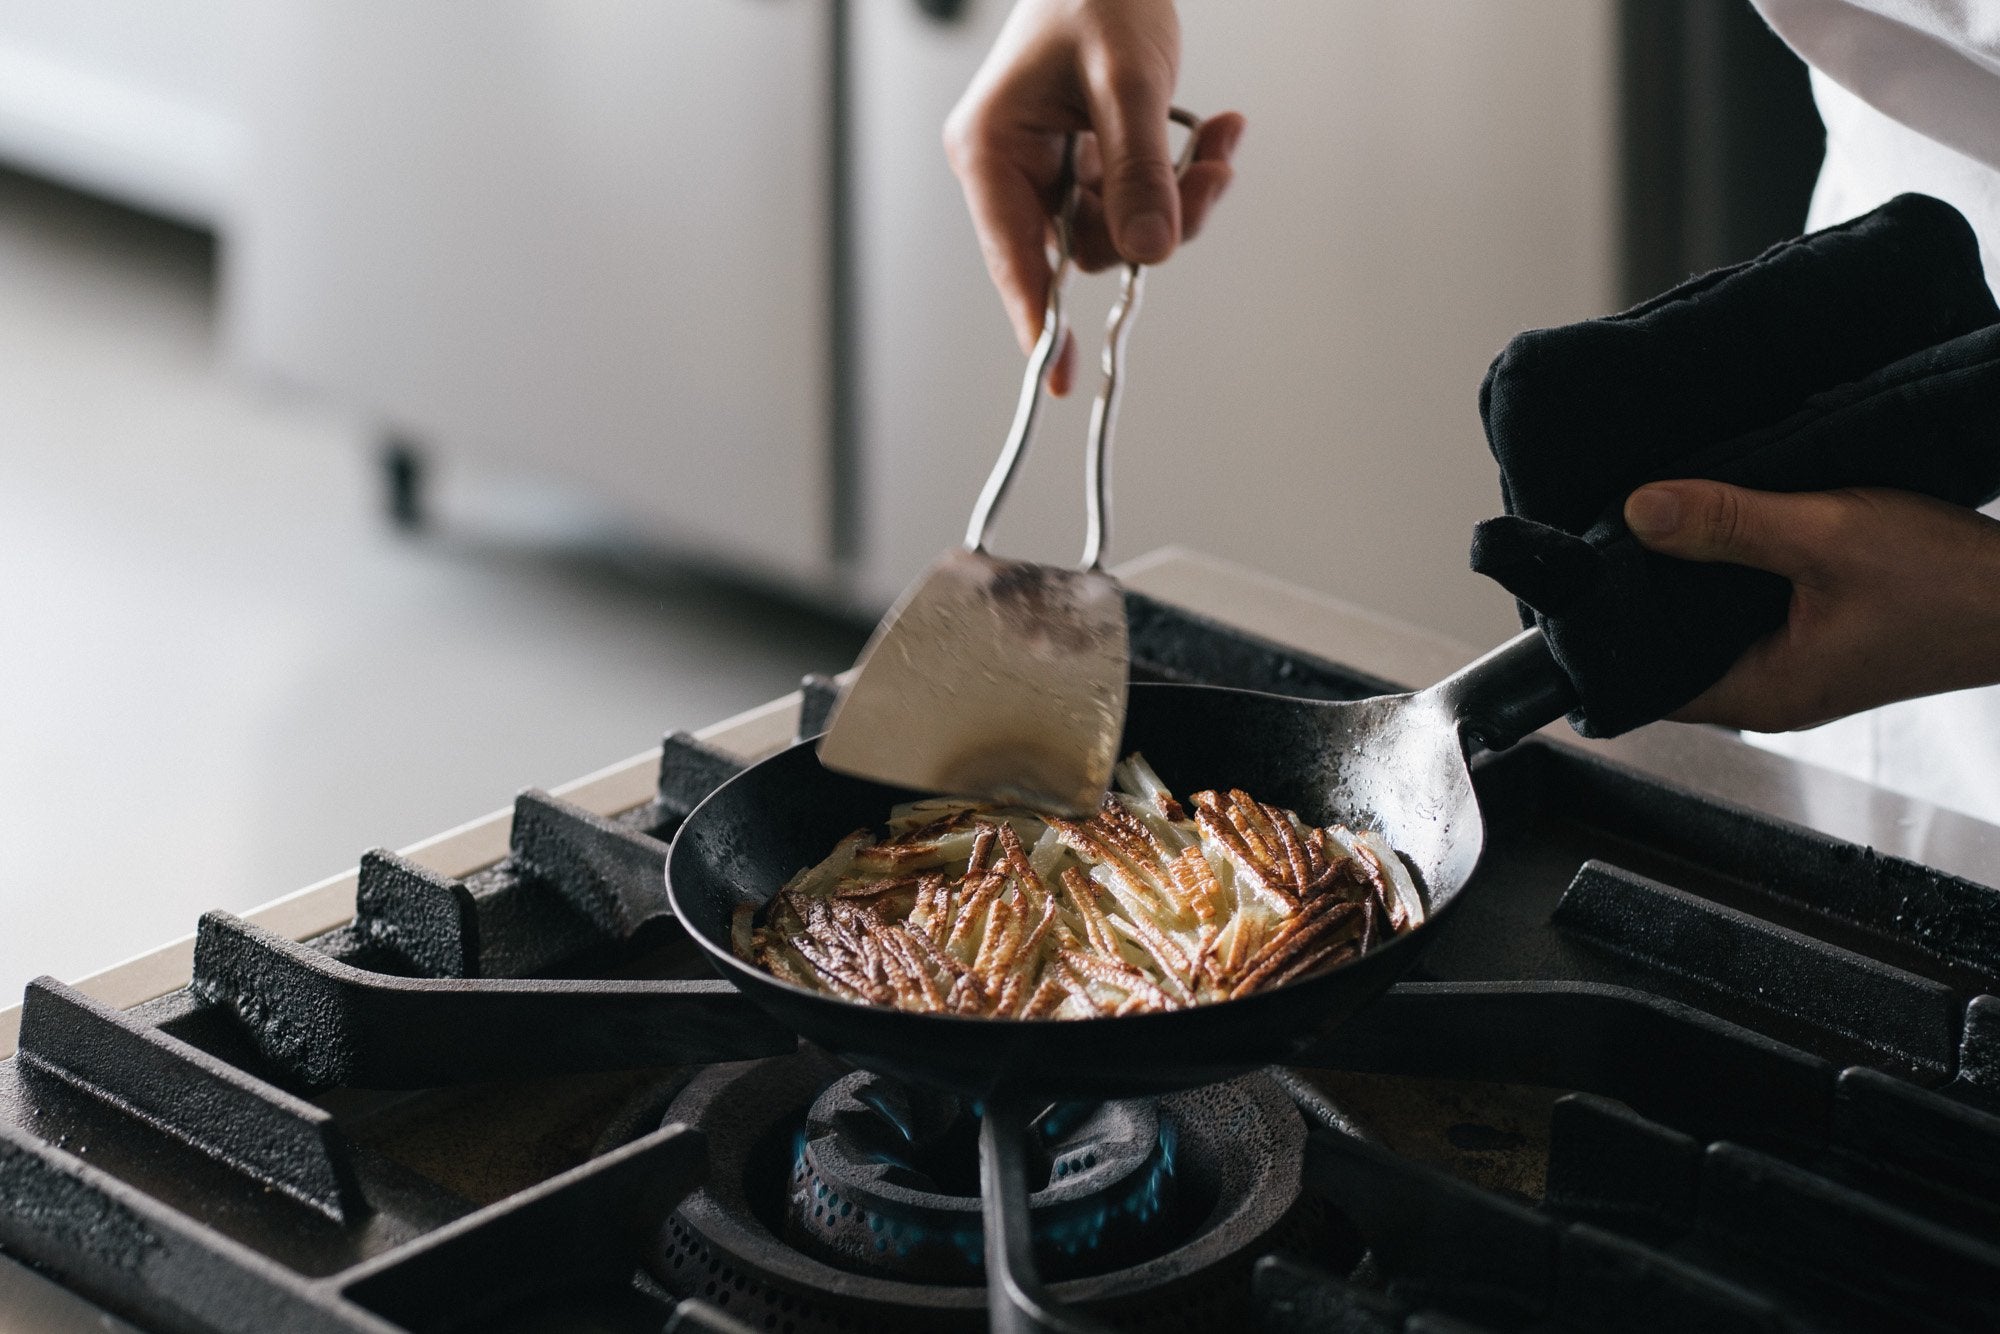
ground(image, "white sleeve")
xmin=1754 ymin=0 xmax=2000 ymax=172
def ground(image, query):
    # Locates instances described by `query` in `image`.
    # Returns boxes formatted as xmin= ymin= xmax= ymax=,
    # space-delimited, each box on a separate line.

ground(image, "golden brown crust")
xmin=736 ymin=753 xmax=1420 ymax=1019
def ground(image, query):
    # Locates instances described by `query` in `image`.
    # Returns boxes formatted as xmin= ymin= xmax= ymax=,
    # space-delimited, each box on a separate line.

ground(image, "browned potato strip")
xmin=1222 ymin=912 xmax=1261 ymax=977
xmin=1226 ymin=791 xmax=1282 ymax=867
xmin=966 ymin=823 xmax=998 ymax=878
xmin=793 ymin=936 xmax=881 ymax=1001
xmin=946 ymin=871 xmax=1005 ymax=955
xmin=1055 ymin=867 xmax=1109 ymax=957
xmin=1061 ymin=949 xmax=1176 ymax=1012
xmin=995 ymin=823 xmax=1046 ymax=898
xmin=1268 ymin=809 xmax=1314 ymax=894
xmin=749 ymin=753 xmax=1423 ymax=1018
xmin=973 ymin=898 xmax=1018 ymax=977
xmin=903 ymin=917 xmax=963 ymax=972
xmin=1009 ymin=895 xmax=1060 ymax=979
xmin=1271 ymin=938 xmax=1362 ymax=989
xmin=1171 ymin=846 xmax=1224 ymax=924
xmin=1024 ymin=974 xmax=1069 ymax=1019
xmin=1192 ymin=794 xmax=1293 ymax=910
xmin=883 ymin=929 xmax=947 ymax=1011
xmin=995 ymin=974 xmax=1025 ymax=1017
xmin=1101 ymin=903 xmax=1195 ymax=999
xmin=1229 ymin=904 xmax=1365 ymax=999
xmin=1242 ymin=897 xmax=1361 ymax=974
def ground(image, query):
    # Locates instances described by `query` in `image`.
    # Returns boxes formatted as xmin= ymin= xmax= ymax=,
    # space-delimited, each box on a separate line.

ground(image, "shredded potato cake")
xmin=732 ymin=753 xmax=1425 ymax=1020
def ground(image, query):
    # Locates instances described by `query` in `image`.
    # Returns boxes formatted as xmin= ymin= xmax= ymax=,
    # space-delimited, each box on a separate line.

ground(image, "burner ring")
xmin=787 ymin=1073 xmax=1178 ymax=1282
xmin=650 ymin=1050 xmax=1324 ymax=1334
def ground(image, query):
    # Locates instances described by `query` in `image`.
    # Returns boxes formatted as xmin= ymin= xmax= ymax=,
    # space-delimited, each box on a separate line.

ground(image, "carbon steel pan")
xmin=668 ymin=631 xmax=1574 ymax=1101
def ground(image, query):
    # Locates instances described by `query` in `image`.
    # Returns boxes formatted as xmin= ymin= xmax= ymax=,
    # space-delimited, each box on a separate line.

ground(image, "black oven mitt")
xmin=1468 ymin=193 xmax=2000 ymax=738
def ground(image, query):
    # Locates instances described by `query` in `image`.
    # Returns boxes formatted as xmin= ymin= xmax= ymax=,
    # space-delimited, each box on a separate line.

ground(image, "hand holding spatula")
xmin=818 ymin=110 xmax=1205 ymax=817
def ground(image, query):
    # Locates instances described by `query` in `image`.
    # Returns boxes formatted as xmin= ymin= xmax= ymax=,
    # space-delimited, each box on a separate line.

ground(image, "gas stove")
xmin=4 ymin=550 xmax=2000 ymax=1333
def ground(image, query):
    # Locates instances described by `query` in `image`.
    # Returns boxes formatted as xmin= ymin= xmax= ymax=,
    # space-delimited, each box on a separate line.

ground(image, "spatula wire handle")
xmin=964 ymin=109 xmax=1205 ymax=565
xmin=1082 ymin=106 xmax=1203 ymax=572
xmin=964 ymin=137 xmax=1081 ymax=554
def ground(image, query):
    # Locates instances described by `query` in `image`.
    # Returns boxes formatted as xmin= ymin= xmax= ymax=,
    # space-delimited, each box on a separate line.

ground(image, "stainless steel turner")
xmin=818 ymin=110 xmax=1202 ymax=817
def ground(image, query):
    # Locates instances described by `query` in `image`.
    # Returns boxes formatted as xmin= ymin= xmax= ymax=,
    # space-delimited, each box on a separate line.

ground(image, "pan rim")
xmin=664 ymin=678 xmax=1462 ymax=1031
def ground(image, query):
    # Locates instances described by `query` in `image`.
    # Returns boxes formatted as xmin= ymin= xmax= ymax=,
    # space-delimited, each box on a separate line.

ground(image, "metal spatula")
xmin=819 ymin=110 xmax=1202 ymax=817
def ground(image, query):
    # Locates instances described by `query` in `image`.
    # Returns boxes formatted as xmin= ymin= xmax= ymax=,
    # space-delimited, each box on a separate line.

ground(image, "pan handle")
xmin=1429 ymin=627 xmax=1579 ymax=752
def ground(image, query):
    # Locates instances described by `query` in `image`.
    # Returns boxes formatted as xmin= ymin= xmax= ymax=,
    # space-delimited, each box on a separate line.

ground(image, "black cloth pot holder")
xmin=1469 ymin=193 xmax=2000 ymax=738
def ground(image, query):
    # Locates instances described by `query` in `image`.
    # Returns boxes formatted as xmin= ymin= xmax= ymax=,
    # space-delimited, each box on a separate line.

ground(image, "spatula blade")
xmin=818 ymin=548 xmax=1128 ymax=817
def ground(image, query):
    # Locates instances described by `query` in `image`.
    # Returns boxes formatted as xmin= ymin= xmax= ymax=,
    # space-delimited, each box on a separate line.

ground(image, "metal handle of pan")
xmin=1428 ymin=627 xmax=1581 ymax=752
xmin=963 ymin=108 xmax=1205 ymax=569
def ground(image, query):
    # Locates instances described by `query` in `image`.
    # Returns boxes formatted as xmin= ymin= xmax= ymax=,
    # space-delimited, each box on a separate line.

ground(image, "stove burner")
xmin=650 ymin=1050 xmax=1330 ymax=1333
xmin=785 ymin=1072 xmax=1177 ymax=1283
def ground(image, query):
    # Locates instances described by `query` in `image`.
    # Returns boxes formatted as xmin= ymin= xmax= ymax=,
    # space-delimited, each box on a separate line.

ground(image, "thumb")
xmin=1623 ymin=480 xmax=1833 ymax=580
xmin=1085 ymin=57 xmax=1178 ymax=264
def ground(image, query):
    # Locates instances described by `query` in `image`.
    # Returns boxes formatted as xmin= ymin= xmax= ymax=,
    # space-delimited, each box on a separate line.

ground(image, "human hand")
xmin=944 ymin=0 xmax=1246 ymax=394
xmin=1623 ymin=481 xmax=2000 ymax=731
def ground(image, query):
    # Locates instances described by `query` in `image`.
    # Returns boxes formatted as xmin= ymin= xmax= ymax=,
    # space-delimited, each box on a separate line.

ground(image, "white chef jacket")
xmin=1731 ymin=1 xmax=2000 ymax=825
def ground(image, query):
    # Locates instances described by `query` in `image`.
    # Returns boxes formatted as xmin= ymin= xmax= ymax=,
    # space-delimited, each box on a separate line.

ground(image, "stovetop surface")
xmin=3 ymin=559 xmax=1999 ymax=1333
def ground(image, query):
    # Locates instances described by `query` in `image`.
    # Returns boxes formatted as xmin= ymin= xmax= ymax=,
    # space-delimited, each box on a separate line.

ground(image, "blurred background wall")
xmin=226 ymin=0 xmax=1621 ymax=645
xmin=0 ymin=0 xmax=244 ymax=224
xmin=0 ymin=0 xmax=1823 ymax=643
xmin=0 ymin=0 xmax=1820 ymax=994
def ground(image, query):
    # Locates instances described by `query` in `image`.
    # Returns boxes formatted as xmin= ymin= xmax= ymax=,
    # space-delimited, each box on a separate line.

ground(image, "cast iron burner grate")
xmin=649 ymin=1049 xmax=1325 ymax=1333
xmin=2 ymin=591 xmax=2000 ymax=1333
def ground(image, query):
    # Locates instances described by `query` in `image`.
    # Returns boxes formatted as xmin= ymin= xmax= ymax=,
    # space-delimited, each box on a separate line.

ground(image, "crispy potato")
xmin=736 ymin=753 xmax=1420 ymax=1019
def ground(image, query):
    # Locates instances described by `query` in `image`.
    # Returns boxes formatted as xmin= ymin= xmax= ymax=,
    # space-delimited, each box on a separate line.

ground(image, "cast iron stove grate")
xmin=3 ymin=592 xmax=2000 ymax=1332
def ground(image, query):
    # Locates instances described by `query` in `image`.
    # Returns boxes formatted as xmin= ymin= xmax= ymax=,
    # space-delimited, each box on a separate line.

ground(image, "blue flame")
xmin=794 ymin=1111 xmax=1181 ymax=1273
xmin=856 ymin=1084 xmax=918 ymax=1143
xmin=1038 ymin=1101 xmax=1091 ymax=1141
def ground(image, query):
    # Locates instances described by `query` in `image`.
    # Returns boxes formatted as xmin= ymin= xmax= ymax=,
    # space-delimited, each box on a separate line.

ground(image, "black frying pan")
xmin=665 ymin=628 xmax=1576 ymax=1102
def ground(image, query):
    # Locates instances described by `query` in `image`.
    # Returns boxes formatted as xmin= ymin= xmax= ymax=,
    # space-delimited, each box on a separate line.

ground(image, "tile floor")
xmin=0 ymin=168 xmax=866 ymax=999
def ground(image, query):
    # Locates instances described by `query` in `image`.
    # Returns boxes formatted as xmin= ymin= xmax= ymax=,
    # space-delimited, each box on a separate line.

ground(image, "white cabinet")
xmin=0 ymin=0 xmax=244 ymax=226
xmin=225 ymin=0 xmax=835 ymax=589
xmin=852 ymin=0 xmax=1621 ymax=645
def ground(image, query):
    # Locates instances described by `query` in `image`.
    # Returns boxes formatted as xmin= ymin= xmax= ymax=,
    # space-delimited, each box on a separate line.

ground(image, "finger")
xmin=1068 ymin=189 xmax=1122 ymax=273
xmin=1049 ymin=326 xmax=1076 ymax=398
xmin=1667 ymin=644 xmax=1785 ymax=729
xmin=1666 ymin=630 xmax=1834 ymax=732
xmin=1179 ymin=113 xmax=1245 ymax=242
xmin=1084 ymin=51 xmax=1178 ymax=264
xmin=1073 ymin=163 xmax=1227 ymax=265
xmin=948 ymin=130 xmax=1063 ymax=355
xmin=1071 ymin=114 xmax=1244 ymax=268
xmin=1623 ymin=481 xmax=1847 ymax=582
xmin=1177 ymin=160 xmax=1235 ymax=243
